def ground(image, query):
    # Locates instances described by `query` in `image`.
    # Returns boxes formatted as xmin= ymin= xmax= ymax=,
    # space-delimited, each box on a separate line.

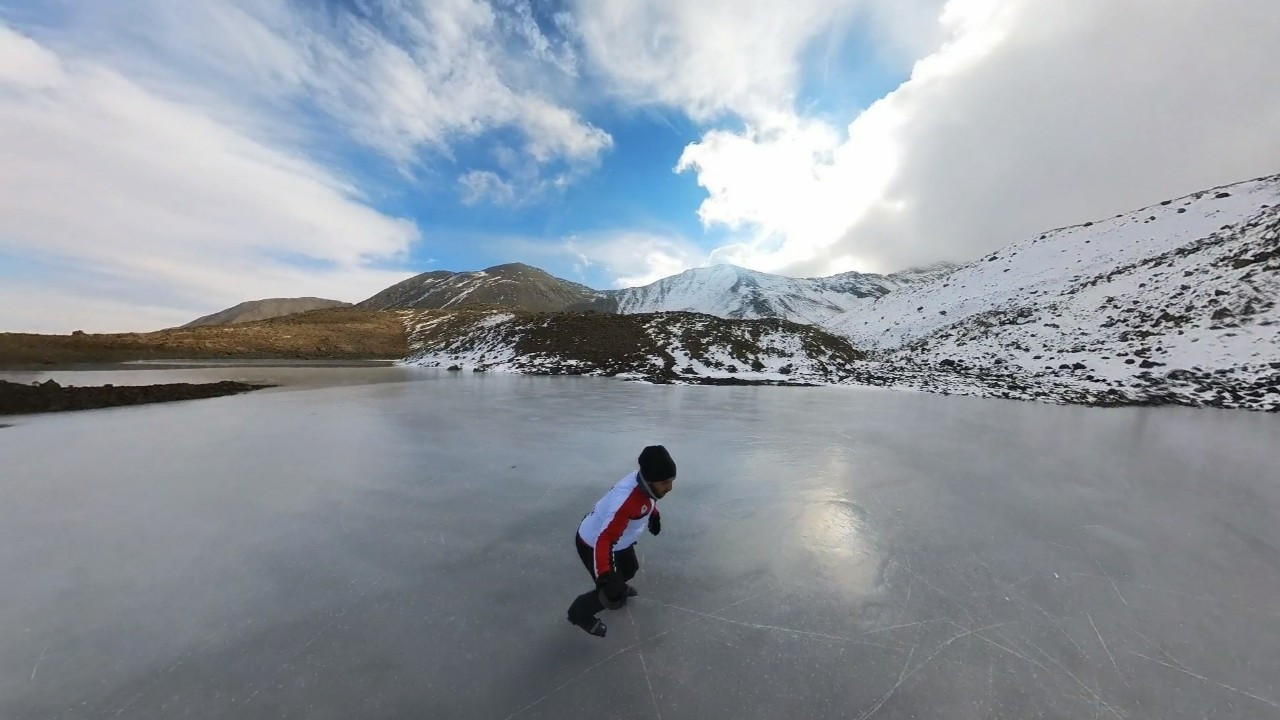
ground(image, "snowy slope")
xmin=827 ymin=174 xmax=1280 ymax=410
xmin=401 ymin=308 xmax=863 ymax=385
xmin=601 ymin=263 xmax=956 ymax=324
xmin=377 ymin=173 xmax=1279 ymax=410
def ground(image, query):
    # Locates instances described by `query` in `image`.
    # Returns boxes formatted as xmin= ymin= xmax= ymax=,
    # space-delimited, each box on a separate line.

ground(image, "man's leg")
xmin=615 ymin=545 xmax=640 ymax=582
xmin=568 ymin=533 xmax=607 ymax=636
xmin=567 ymin=587 xmax=606 ymax=626
xmin=576 ymin=533 xmax=639 ymax=585
xmin=614 ymin=545 xmax=641 ymax=597
xmin=575 ymin=534 xmax=596 ymax=578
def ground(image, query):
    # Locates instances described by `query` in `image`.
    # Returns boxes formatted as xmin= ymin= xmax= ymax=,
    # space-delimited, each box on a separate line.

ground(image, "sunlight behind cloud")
xmin=672 ymin=0 xmax=1280 ymax=276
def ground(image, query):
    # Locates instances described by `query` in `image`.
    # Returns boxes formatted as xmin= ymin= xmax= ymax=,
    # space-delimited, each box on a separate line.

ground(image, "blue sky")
xmin=2 ymin=0 xmax=1278 ymax=331
xmin=396 ymin=106 xmax=713 ymax=276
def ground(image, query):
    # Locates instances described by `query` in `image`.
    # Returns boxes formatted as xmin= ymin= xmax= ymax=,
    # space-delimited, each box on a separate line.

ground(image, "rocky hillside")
xmin=401 ymin=308 xmax=864 ymax=385
xmin=357 ymin=263 xmax=601 ymax=312
xmin=181 ymin=297 xmax=349 ymax=328
xmin=592 ymin=262 xmax=956 ymax=324
xmin=827 ymin=174 xmax=1280 ymax=411
xmin=0 ymin=309 xmax=408 ymax=367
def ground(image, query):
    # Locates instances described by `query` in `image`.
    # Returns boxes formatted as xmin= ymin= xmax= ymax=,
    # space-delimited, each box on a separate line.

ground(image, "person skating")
xmin=566 ymin=445 xmax=676 ymax=637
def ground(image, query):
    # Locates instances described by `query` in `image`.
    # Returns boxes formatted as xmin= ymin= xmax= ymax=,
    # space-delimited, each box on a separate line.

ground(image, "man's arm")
xmin=593 ymin=488 xmax=647 ymax=578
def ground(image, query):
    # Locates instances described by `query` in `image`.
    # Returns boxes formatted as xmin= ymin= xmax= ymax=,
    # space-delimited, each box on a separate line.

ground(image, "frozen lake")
xmin=1 ymin=367 xmax=1278 ymax=719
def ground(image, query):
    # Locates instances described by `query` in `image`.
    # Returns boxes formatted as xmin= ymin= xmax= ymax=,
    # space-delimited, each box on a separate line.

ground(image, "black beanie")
xmin=638 ymin=445 xmax=676 ymax=483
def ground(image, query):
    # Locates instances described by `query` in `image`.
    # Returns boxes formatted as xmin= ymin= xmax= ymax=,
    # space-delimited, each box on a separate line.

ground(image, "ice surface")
xmin=2 ymin=367 xmax=1279 ymax=719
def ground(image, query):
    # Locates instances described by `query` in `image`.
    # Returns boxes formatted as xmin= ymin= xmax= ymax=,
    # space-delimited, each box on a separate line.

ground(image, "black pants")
xmin=567 ymin=534 xmax=639 ymax=626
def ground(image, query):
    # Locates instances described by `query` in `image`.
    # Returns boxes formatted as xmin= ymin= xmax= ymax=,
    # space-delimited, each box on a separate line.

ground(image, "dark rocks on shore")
xmin=686 ymin=376 xmax=820 ymax=387
xmin=1 ymin=379 xmax=270 ymax=416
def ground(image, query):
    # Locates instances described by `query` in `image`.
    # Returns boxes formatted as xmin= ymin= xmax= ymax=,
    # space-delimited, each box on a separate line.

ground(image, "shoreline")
xmin=0 ymin=358 xmax=402 ymax=372
xmin=0 ymin=379 xmax=273 ymax=416
xmin=5 ymin=360 xmax=1276 ymax=415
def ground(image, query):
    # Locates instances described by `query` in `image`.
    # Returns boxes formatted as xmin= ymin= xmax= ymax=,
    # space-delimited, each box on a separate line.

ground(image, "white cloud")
xmin=459 ymin=133 xmax=601 ymax=207
xmin=518 ymin=97 xmax=612 ymax=164
xmin=0 ymin=25 xmax=417 ymax=332
xmin=675 ymin=0 xmax=1280 ymax=275
xmin=304 ymin=0 xmax=610 ymax=170
xmin=675 ymin=116 xmax=864 ymax=244
xmin=561 ymin=233 xmax=706 ymax=288
xmin=497 ymin=0 xmax=579 ymax=76
xmin=23 ymin=0 xmax=610 ymax=196
xmin=0 ymin=0 xmax=624 ymax=332
xmin=9 ymin=0 xmax=1278 ymax=336
xmin=459 ymin=170 xmax=518 ymax=206
xmin=0 ymin=23 xmax=66 ymax=87
xmin=857 ymin=0 xmax=950 ymax=64
xmin=494 ymin=229 xmax=706 ymax=288
xmin=571 ymin=0 xmax=864 ymax=123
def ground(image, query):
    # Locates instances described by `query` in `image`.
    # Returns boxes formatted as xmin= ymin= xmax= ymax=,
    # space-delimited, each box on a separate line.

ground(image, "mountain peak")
xmin=357 ymin=263 xmax=599 ymax=312
xmin=180 ymin=297 xmax=350 ymax=328
xmin=711 ymin=263 xmax=766 ymax=275
xmin=482 ymin=262 xmax=544 ymax=274
xmin=670 ymin=263 xmax=772 ymax=281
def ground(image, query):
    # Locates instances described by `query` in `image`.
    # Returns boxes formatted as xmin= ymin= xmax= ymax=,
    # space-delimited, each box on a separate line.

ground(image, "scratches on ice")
xmin=643 ymin=598 xmax=884 ymax=647
xmin=500 ymin=593 xmax=762 ymax=720
xmin=858 ymin=622 xmax=1010 ymax=720
xmin=500 ymin=644 xmax=636 ymax=720
xmin=1095 ymin=560 xmax=1128 ymax=606
xmin=1022 ymin=639 xmax=1125 ymax=720
xmin=863 ymin=620 xmax=928 ymax=635
xmin=892 ymin=557 xmax=913 ymax=626
xmin=30 ymin=643 xmax=47 ymax=682
xmin=1127 ymin=651 xmax=1280 ymax=711
xmin=1086 ymin=611 xmax=1126 ymax=685
xmin=858 ymin=627 xmax=920 ymax=720
xmin=114 ymin=692 xmax=144 ymax=717
xmin=240 ymin=573 xmax=387 ymax=709
xmin=502 ymin=559 xmax=1264 ymax=720
xmin=637 ymin=651 xmax=663 ymax=720
xmin=627 ymin=605 xmax=664 ymax=720
xmin=889 ymin=559 xmax=980 ymax=623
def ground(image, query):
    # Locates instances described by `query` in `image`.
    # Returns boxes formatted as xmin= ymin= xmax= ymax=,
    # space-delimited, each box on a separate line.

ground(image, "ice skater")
xmin=566 ymin=445 xmax=676 ymax=637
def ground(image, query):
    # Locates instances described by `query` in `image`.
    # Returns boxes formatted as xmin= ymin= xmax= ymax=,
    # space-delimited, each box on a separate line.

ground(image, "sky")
xmin=1 ymin=0 xmax=1278 ymax=332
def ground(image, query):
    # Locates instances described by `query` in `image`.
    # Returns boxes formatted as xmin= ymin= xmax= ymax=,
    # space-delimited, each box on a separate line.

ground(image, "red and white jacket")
xmin=577 ymin=471 xmax=659 ymax=578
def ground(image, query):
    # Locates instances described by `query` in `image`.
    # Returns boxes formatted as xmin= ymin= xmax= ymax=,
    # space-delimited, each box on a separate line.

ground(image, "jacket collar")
xmin=634 ymin=470 xmax=659 ymax=500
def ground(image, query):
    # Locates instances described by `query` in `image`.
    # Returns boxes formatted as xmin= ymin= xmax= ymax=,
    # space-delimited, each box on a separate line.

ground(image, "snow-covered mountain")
xmin=827 ymin=174 xmax=1280 ymax=410
xmin=357 ymin=263 xmax=601 ymax=312
xmin=593 ymin=262 xmax=956 ymax=324
xmin=401 ymin=308 xmax=864 ymax=385
xmin=376 ymin=171 xmax=1280 ymax=410
xmin=358 ymin=257 xmax=956 ymax=325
